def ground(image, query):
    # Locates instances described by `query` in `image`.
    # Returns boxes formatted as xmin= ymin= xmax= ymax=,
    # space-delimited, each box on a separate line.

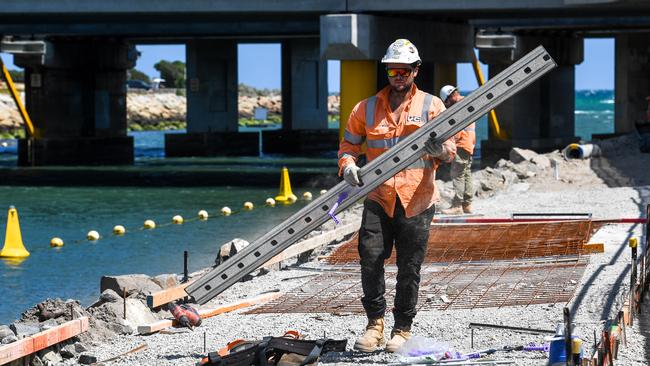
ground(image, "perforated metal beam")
xmin=187 ymin=45 xmax=557 ymax=305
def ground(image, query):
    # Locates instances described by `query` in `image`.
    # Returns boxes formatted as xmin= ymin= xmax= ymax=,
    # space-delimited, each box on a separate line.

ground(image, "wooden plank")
xmin=147 ymin=282 xmax=191 ymax=308
xmin=146 ymin=223 xmax=359 ymax=309
xmin=138 ymin=291 xmax=283 ymax=334
xmin=0 ymin=317 xmax=89 ymax=364
xmin=582 ymin=243 xmax=605 ymax=254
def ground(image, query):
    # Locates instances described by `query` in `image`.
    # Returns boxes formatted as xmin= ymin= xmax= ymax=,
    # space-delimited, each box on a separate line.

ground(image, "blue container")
xmin=548 ymin=336 xmax=581 ymax=365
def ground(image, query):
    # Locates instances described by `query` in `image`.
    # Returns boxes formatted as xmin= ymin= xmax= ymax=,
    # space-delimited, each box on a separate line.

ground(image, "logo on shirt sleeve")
xmin=406 ymin=116 xmax=422 ymax=122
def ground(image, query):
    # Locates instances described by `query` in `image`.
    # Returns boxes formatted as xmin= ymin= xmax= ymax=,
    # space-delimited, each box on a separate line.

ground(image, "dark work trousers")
xmin=358 ymin=197 xmax=435 ymax=330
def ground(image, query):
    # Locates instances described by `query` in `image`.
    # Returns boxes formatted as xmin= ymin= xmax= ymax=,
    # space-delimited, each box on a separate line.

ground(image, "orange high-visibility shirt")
xmin=338 ymin=84 xmax=456 ymax=218
xmin=448 ymin=95 xmax=476 ymax=155
xmin=454 ymin=122 xmax=476 ymax=155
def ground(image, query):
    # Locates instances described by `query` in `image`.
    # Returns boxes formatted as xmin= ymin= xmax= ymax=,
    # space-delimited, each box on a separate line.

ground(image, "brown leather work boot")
xmin=442 ymin=204 xmax=463 ymax=215
xmin=385 ymin=328 xmax=412 ymax=353
xmin=353 ymin=317 xmax=385 ymax=352
xmin=462 ymin=202 xmax=473 ymax=214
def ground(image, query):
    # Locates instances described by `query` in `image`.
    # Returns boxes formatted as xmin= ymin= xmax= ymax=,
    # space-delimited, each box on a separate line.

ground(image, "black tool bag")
xmin=201 ymin=336 xmax=347 ymax=366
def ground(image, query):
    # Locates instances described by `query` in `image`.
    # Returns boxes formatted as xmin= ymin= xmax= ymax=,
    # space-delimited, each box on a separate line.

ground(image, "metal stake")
xmin=563 ymin=307 xmax=573 ymax=366
xmin=183 ymin=250 xmax=189 ymax=283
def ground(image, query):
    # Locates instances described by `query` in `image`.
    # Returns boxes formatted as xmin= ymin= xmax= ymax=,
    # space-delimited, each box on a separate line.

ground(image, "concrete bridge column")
xmin=321 ymin=13 xmax=473 ymax=141
xmin=264 ymin=38 xmax=333 ymax=154
xmin=479 ymin=35 xmax=583 ymax=165
xmin=15 ymin=39 xmax=136 ymax=165
xmin=615 ymin=33 xmax=650 ymax=134
xmin=166 ymin=39 xmax=257 ymax=156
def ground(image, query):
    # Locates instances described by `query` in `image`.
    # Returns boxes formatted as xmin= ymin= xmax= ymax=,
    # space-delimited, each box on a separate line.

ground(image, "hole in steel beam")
xmin=543 ymin=54 xmax=550 ymax=61
xmin=221 ymin=274 xmax=228 ymax=279
xmin=322 ymin=205 xmax=329 ymax=211
xmin=467 ymin=106 xmax=475 ymax=112
xmin=487 ymin=93 xmax=493 ymax=99
xmin=305 ymin=217 xmax=312 ymax=223
xmin=238 ymin=263 xmax=244 ymax=268
xmin=524 ymin=67 xmax=531 ymax=74
xmin=393 ymin=157 xmax=400 ymax=163
xmin=205 ymin=285 xmax=212 ymax=290
xmin=506 ymin=80 xmax=513 ymax=87
xmin=271 ymin=240 xmax=278 ymax=246
xmin=288 ymin=228 xmax=295 ymax=234
xmin=375 ymin=169 xmax=382 ymax=175
xmin=411 ymin=144 xmax=418 ymax=151
xmin=449 ymin=119 xmax=456 ymax=125
xmin=254 ymin=251 xmax=261 ymax=257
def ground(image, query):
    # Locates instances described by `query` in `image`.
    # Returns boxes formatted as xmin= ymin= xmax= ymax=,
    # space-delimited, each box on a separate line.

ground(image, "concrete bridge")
xmin=1 ymin=0 xmax=649 ymax=165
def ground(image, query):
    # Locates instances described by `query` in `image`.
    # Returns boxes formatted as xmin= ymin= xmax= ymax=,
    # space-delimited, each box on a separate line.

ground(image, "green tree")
xmin=128 ymin=68 xmax=150 ymax=83
xmin=154 ymin=60 xmax=185 ymax=88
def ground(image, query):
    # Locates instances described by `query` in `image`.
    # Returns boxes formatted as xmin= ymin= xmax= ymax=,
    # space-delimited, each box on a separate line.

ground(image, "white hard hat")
xmin=381 ymin=39 xmax=421 ymax=65
xmin=440 ymin=85 xmax=457 ymax=102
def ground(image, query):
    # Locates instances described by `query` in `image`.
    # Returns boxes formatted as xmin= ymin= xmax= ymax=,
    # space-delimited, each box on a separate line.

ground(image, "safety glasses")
xmin=386 ymin=68 xmax=413 ymax=78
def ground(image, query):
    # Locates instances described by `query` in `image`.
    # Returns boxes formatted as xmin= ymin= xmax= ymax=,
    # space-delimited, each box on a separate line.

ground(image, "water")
xmin=464 ymin=89 xmax=615 ymax=153
xmin=0 ymin=186 xmax=313 ymax=323
xmin=0 ymin=90 xmax=615 ymax=324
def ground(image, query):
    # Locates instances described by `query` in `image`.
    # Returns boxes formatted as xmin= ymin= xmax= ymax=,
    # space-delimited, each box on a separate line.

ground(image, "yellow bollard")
xmin=0 ymin=206 xmax=30 ymax=258
xmin=275 ymin=167 xmax=298 ymax=203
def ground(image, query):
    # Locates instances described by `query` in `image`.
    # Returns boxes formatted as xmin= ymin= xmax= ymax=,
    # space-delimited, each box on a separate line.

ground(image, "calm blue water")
xmin=0 ymin=90 xmax=614 ymax=324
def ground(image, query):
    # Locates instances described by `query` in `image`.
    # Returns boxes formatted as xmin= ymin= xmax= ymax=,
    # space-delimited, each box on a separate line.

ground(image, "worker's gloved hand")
xmin=343 ymin=164 xmax=362 ymax=186
xmin=424 ymin=137 xmax=444 ymax=158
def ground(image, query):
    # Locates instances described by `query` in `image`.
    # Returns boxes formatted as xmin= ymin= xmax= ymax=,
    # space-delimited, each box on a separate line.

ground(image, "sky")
xmin=1 ymin=39 xmax=614 ymax=92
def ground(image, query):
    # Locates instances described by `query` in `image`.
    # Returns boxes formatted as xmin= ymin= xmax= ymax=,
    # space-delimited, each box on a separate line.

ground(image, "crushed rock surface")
xmin=19 ymin=135 xmax=650 ymax=365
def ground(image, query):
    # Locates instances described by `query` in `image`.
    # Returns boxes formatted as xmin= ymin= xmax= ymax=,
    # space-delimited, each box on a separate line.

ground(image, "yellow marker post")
xmin=340 ymin=60 xmax=377 ymax=142
xmin=0 ymin=206 xmax=30 ymax=258
xmin=471 ymin=52 xmax=508 ymax=140
xmin=0 ymin=58 xmax=35 ymax=137
xmin=275 ymin=166 xmax=297 ymax=203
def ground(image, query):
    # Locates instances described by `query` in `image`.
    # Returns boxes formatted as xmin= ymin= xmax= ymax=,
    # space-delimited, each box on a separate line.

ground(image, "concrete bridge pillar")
xmin=264 ymin=38 xmax=333 ymax=154
xmin=615 ymin=33 xmax=650 ymax=134
xmin=479 ymin=35 xmax=583 ymax=165
xmin=166 ymin=39 xmax=257 ymax=156
xmin=321 ymin=14 xmax=473 ymax=143
xmin=15 ymin=39 xmax=136 ymax=165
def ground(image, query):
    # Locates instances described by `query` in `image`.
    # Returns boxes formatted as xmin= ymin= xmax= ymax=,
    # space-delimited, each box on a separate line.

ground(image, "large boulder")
xmin=0 ymin=325 xmax=14 ymax=339
xmin=100 ymin=274 xmax=162 ymax=297
xmin=509 ymin=147 xmax=539 ymax=164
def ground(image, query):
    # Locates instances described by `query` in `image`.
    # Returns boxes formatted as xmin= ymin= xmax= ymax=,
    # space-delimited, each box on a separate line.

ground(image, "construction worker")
xmin=439 ymin=85 xmax=476 ymax=215
xmin=338 ymin=39 xmax=456 ymax=353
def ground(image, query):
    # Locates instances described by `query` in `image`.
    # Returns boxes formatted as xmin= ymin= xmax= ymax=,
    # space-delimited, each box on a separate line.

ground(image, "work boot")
xmin=462 ymin=202 xmax=473 ymax=214
xmin=353 ymin=317 xmax=385 ymax=352
xmin=385 ymin=328 xmax=412 ymax=353
xmin=442 ymin=203 xmax=463 ymax=215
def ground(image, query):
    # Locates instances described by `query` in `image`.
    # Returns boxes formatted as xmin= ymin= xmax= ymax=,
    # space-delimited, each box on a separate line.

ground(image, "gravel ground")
xmin=83 ymin=141 xmax=650 ymax=366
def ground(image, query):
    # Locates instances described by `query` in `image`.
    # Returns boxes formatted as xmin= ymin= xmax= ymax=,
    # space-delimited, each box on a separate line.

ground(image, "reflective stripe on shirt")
xmin=344 ymin=130 xmax=364 ymax=144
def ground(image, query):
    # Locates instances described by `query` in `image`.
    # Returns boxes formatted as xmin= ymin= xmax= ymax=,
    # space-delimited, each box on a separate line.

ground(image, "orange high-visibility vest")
xmin=338 ymin=84 xmax=456 ymax=218
xmin=454 ymin=122 xmax=476 ymax=155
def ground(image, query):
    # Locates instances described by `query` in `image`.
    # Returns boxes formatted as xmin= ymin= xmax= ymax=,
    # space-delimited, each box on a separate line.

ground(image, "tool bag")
xmin=198 ymin=332 xmax=347 ymax=366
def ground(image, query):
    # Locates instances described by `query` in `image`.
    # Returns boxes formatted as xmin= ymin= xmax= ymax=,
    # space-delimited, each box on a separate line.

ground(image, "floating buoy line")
xmin=39 ymin=167 xmax=329 ymax=249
